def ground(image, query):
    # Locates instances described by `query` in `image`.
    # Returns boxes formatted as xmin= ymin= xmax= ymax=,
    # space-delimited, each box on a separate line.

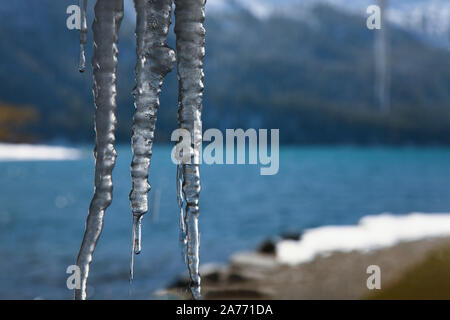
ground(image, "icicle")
xmin=375 ymin=0 xmax=390 ymax=112
xmin=177 ymin=164 xmax=188 ymax=266
xmin=174 ymin=0 xmax=206 ymax=300
xmin=129 ymin=214 xmax=142 ymax=282
xmin=129 ymin=0 xmax=176 ymax=280
xmin=177 ymin=164 xmax=187 ymax=245
xmin=75 ymin=0 xmax=124 ymax=300
xmin=79 ymin=0 xmax=88 ymax=72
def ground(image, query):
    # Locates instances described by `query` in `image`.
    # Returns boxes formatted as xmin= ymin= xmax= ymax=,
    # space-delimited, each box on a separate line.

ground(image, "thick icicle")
xmin=129 ymin=0 xmax=176 ymax=280
xmin=174 ymin=0 xmax=206 ymax=300
xmin=79 ymin=0 xmax=88 ymax=72
xmin=75 ymin=0 xmax=124 ymax=300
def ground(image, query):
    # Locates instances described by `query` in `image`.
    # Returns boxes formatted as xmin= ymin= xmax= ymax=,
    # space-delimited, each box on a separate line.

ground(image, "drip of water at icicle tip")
xmin=129 ymin=214 xmax=143 ymax=282
xmin=78 ymin=0 xmax=88 ymax=72
xmin=133 ymin=214 xmax=143 ymax=255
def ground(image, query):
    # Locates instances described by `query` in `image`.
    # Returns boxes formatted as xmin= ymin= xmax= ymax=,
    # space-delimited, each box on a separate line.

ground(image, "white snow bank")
xmin=0 ymin=143 xmax=82 ymax=161
xmin=276 ymin=213 xmax=450 ymax=265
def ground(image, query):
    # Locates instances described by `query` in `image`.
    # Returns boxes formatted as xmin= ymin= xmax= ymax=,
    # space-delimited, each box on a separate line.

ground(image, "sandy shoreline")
xmin=166 ymin=236 xmax=450 ymax=299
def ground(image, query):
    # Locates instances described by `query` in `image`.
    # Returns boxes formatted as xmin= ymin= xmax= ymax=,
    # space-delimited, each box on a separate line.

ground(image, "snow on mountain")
xmin=123 ymin=0 xmax=450 ymax=46
xmin=206 ymin=0 xmax=450 ymax=48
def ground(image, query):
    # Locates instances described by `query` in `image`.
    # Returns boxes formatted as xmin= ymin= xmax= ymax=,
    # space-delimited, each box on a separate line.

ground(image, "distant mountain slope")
xmin=206 ymin=0 xmax=450 ymax=48
xmin=0 ymin=0 xmax=449 ymax=144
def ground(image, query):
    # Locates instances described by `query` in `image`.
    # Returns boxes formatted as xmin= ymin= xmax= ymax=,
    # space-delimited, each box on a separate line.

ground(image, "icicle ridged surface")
xmin=75 ymin=0 xmax=124 ymax=300
xmin=174 ymin=0 xmax=205 ymax=300
xmin=79 ymin=0 xmax=88 ymax=72
xmin=129 ymin=0 xmax=176 ymax=279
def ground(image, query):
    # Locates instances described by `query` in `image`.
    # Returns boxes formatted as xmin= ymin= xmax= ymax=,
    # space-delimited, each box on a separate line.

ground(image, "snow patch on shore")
xmin=0 ymin=143 xmax=82 ymax=161
xmin=277 ymin=213 xmax=450 ymax=265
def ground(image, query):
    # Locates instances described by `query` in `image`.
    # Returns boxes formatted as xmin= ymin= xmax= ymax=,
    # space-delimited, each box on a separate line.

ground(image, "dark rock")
xmin=258 ymin=239 xmax=276 ymax=255
xmin=168 ymin=274 xmax=189 ymax=289
xmin=203 ymin=271 xmax=221 ymax=283
xmin=227 ymin=273 xmax=249 ymax=283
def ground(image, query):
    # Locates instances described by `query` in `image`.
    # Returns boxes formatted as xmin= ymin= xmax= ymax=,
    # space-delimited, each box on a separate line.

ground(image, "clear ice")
xmin=75 ymin=0 xmax=206 ymax=300
xmin=75 ymin=0 xmax=124 ymax=300
xmin=79 ymin=0 xmax=88 ymax=72
xmin=174 ymin=0 xmax=206 ymax=300
xmin=129 ymin=0 xmax=176 ymax=280
xmin=177 ymin=164 xmax=187 ymax=248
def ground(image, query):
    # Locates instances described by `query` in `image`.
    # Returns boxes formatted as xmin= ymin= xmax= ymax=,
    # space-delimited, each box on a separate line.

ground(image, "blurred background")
xmin=0 ymin=0 xmax=449 ymax=299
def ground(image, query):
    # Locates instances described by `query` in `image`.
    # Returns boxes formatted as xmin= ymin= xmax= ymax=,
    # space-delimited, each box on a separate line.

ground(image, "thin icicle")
xmin=174 ymin=0 xmax=206 ymax=300
xmin=182 ymin=165 xmax=202 ymax=299
xmin=129 ymin=0 xmax=176 ymax=280
xmin=176 ymin=164 xmax=187 ymax=264
xmin=129 ymin=214 xmax=142 ymax=282
xmin=177 ymin=164 xmax=187 ymax=242
xmin=79 ymin=0 xmax=88 ymax=72
xmin=75 ymin=0 xmax=124 ymax=300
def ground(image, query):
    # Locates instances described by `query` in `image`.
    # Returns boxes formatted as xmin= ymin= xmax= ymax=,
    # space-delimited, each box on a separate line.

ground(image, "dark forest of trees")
xmin=0 ymin=2 xmax=449 ymax=144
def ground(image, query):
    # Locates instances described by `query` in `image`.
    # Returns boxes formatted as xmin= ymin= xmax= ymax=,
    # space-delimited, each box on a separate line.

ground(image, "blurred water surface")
xmin=1 ymin=145 xmax=450 ymax=299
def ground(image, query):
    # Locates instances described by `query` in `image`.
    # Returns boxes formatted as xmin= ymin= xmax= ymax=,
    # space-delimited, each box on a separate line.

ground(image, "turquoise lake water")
xmin=1 ymin=145 xmax=450 ymax=299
